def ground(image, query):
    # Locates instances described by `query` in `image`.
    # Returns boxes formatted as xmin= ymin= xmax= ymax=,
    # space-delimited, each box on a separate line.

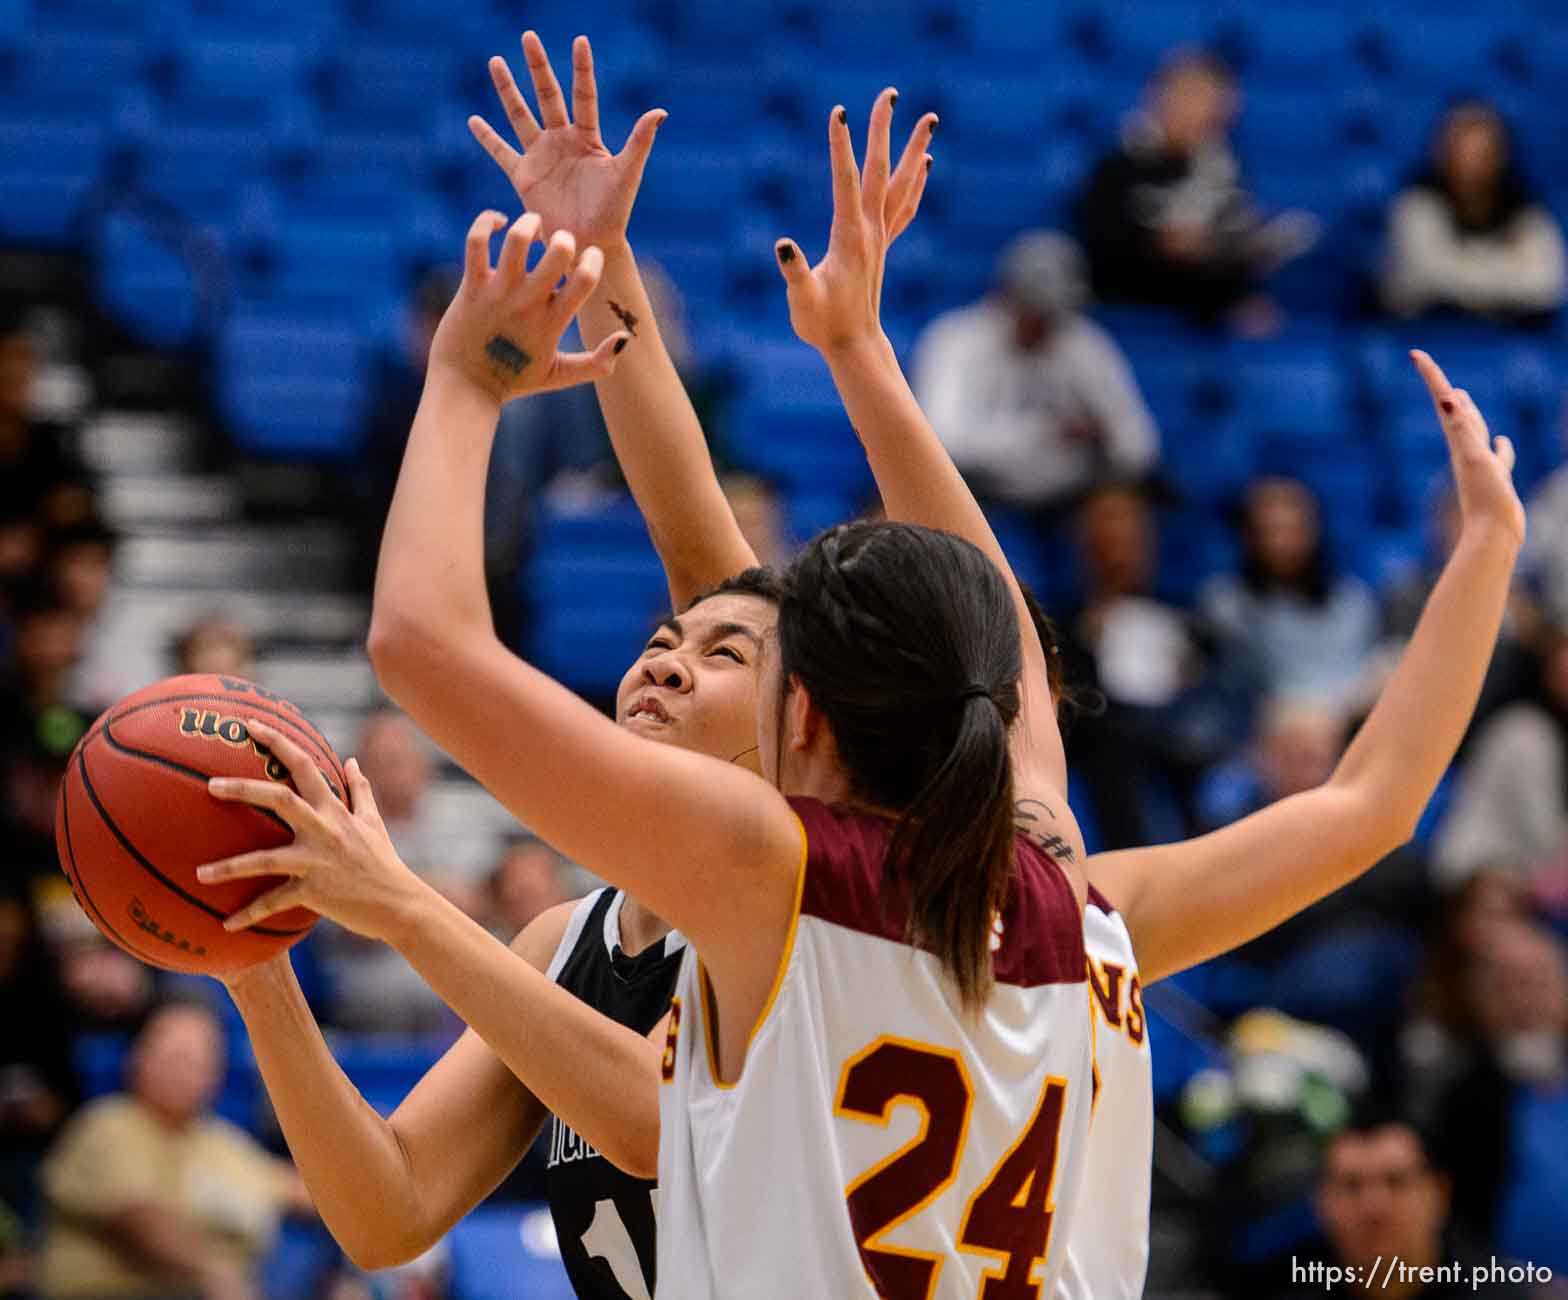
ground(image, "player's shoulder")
xmin=511 ymin=889 xmax=609 ymax=972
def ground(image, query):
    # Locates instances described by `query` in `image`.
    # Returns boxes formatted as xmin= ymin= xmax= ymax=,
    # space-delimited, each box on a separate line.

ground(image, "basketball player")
xmin=208 ymin=35 xmax=938 ymax=1300
xmin=207 ymin=39 xmax=1522 ymax=1300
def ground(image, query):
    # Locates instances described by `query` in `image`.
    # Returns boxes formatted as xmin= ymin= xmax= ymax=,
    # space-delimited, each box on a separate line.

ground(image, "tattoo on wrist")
xmin=608 ymin=300 xmax=640 ymax=336
xmin=485 ymin=335 xmax=532 ymax=378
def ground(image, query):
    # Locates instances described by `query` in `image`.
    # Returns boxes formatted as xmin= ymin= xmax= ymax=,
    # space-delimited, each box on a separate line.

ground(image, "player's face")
xmin=615 ymin=593 xmax=776 ymax=773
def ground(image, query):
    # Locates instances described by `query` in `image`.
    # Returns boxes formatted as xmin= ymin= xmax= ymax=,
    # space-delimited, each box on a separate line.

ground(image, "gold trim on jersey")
xmin=698 ymin=808 xmax=809 ymax=1091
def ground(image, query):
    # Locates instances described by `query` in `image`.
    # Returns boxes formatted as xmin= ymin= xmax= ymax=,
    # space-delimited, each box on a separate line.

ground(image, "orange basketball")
xmin=53 ymin=673 xmax=344 ymax=975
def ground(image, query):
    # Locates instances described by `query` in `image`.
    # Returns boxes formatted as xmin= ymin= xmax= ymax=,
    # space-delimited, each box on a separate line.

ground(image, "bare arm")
xmin=1092 ymin=352 xmax=1525 ymax=983
xmin=774 ymin=94 xmax=1072 ymax=816
xmin=219 ymin=905 xmax=575 ymax=1269
xmin=470 ymin=33 xmax=755 ymax=608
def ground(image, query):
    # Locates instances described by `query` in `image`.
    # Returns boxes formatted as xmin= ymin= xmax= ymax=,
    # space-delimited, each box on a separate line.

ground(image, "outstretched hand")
xmin=774 ymin=89 xmax=938 ymax=354
xmin=1410 ymin=350 xmax=1525 ymax=545
xmin=469 ymin=33 xmax=664 ymax=252
xmin=198 ymin=721 xmax=424 ymax=946
xmin=427 ymin=210 xmax=629 ymax=404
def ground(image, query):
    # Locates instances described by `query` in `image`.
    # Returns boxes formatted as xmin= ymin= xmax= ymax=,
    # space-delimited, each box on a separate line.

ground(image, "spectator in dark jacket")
xmin=1077 ymin=50 xmax=1317 ymax=329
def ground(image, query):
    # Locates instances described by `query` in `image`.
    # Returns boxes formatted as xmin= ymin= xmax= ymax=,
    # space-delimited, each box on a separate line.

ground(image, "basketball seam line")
xmin=59 ymin=767 xmax=179 ymax=971
xmin=100 ymin=719 xmax=293 ymax=834
xmin=75 ymin=747 xmax=311 ymax=938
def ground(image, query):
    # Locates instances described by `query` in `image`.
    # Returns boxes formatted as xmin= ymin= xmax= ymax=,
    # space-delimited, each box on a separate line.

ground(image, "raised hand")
xmin=1410 ymin=349 xmax=1526 ymax=544
xmin=198 ymin=721 xmax=423 ymax=943
xmin=469 ymin=33 xmax=664 ymax=252
xmin=427 ymin=211 xmax=628 ymax=404
xmin=774 ymin=89 xmax=938 ymax=355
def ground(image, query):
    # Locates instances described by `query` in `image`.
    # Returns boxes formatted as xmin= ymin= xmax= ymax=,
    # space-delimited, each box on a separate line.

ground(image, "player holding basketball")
xmin=204 ymin=36 xmax=1523 ymax=1300
xmin=209 ymin=33 xmax=938 ymax=1300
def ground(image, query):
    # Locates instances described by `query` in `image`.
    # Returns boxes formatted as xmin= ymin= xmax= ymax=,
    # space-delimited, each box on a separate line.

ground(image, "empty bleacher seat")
xmin=217 ymin=315 xmax=367 ymax=457
xmin=160 ymin=36 xmax=307 ymax=122
xmin=448 ymin=1206 xmax=575 ymax=1300
xmin=0 ymin=114 xmax=109 ymax=244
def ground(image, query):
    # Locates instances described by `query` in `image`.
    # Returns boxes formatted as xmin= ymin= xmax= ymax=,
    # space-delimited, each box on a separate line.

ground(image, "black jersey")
xmin=544 ymin=888 xmax=684 ymax=1300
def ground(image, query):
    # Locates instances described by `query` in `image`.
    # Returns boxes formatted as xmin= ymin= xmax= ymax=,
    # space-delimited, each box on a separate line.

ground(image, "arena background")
xmin=1 ymin=0 xmax=1566 ymax=1295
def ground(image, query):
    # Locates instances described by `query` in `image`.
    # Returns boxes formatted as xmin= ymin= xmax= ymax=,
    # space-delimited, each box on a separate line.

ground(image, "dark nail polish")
xmin=837 ymin=108 xmax=848 ymax=125
xmin=777 ymin=243 xmax=796 ymax=263
xmin=614 ymin=337 xmax=628 ymax=354
xmin=929 ymin=117 xmax=938 ymax=134
xmin=925 ymin=156 xmax=933 ymax=171
xmin=889 ymin=91 xmax=898 ymax=108
xmin=1440 ymin=399 xmax=1455 ymax=414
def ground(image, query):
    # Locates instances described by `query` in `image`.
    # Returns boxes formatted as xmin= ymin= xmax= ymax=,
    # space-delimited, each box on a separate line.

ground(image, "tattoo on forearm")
xmin=608 ymin=300 xmax=640 ymax=336
xmin=1013 ymin=798 xmax=1077 ymax=864
xmin=485 ymin=335 xmax=532 ymax=378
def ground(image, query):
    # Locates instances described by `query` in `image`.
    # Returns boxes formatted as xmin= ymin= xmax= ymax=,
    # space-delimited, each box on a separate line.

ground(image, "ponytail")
xmin=780 ymin=522 xmax=1024 ymax=1010
xmin=886 ymin=688 xmax=1017 ymax=1008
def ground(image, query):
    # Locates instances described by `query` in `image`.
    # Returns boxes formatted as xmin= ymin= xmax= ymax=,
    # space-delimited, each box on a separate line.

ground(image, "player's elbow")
xmin=336 ymin=1219 xmax=440 ymax=1274
xmin=366 ymin=608 xmax=438 ymax=699
xmin=1327 ymin=780 xmax=1421 ymax=861
xmin=602 ymin=1126 xmax=659 ymax=1181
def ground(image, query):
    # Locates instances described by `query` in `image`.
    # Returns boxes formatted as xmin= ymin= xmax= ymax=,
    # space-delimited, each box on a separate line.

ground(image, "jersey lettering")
xmin=582 ymin=1194 xmax=659 ymax=1300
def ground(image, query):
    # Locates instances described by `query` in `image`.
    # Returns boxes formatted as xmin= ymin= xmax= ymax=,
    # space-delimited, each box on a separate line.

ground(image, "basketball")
xmin=53 ymin=673 xmax=346 ymax=976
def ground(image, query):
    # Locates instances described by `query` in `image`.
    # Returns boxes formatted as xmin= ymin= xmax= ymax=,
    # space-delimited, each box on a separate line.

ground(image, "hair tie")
xmin=959 ymin=682 xmax=993 ymax=704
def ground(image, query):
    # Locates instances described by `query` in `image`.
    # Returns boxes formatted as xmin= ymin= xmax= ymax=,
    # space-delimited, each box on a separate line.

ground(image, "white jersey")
xmin=1056 ymin=888 xmax=1153 ymax=1300
xmin=655 ymin=797 xmax=1095 ymax=1299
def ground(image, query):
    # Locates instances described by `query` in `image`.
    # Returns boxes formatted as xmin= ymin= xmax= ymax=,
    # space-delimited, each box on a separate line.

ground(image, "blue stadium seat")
xmin=1220 ymin=6 xmax=1356 ymax=88
xmin=0 ymin=115 xmax=109 ymax=245
xmin=315 ymin=42 xmax=460 ymax=129
xmin=635 ymin=145 xmax=749 ymax=238
xmin=161 ymin=36 xmax=307 ymax=123
xmin=217 ymin=315 xmax=367 ymax=457
xmin=247 ymin=218 xmax=405 ymax=316
xmin=1231 ymin=340 xmax=1351 ymax=442
xmin=928 ymin=157 xmax=1055 ymax=260
xmin=530 ymin=606 xmax=667 ymax=699
xmin=94 ymin=210 xmax=208 ymax=348
xmin=73 ymin=1031 xmax=131 ymax=1098
xmin=134 ymin=122 xmax=280 ymax=224
xmin=933 ymin=76 xmax=1053 ymax=161
xmin=0 ymin=28 xmax=147 ymax=114
xmin=29 ymin=0 xmax=157 ymax=33
xmin=328 ymin=1033 xmax=447 ymax=1115
xmin=448 ymin=1206 xmax=575 ymax=1300
xmin=951 ymin=0 xmax=1063 ymax=74
xmin=1095 ymin=0 xmax=1222 ymax=80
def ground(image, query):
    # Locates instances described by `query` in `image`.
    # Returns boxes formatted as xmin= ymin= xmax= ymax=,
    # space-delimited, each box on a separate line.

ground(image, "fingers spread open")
xmin=244 ymin=719 xmax=335 ymax=808
xmin=464 ymin=211 xmax=507 ymax=285
xmin=208 ymin=775 xmax=315 ymax=831
xmin=550 ymin=243 xmax=605 ymax=323
xmin=775 ymin=238 xmax=810 ymax=286
xmin=224 ymin=882 xmax=307 ymax=933
xmin=197 ymin=849 xmax=304 ymax=886
xmin=522 ymin=30 xmax=570 ymax=129
xmin=1494 ymin=434 xmax=1517 ymax=474
xmin=530 ymin=228 xmax=578 ymax=296
xmin=861 ymin=87 xmax=897 ymax=224
xmin=619 ymin=108 xmax=667 ymax=191
xmin=345 ymin=757 xmax=380 ymax=821
xmin=489 ymin=56 xmax=541 ymax=147
xmin=497 ymin=212 xmax=543 ymax=284
xmin=828 ymin=104 xmax=862 ymax=230
xmin=887 ymin=112 xmax=937 ymax=233
xmin=571 ymin=35 xmax=600 ymax=139
xmin=544 ymin=335 xmax=627 ymax=391
xmin=889 ymin=150 xmax=934 ymax=243
xmin=469 ymin=115 xmax=522 ymax=174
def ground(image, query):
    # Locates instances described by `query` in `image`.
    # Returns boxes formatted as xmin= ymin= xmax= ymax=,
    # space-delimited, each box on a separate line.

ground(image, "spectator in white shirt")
xmin=912 ymin=230 xmax=1160 ymax=522
xmin=1381 ymin=100 xmax=1565 ymax=325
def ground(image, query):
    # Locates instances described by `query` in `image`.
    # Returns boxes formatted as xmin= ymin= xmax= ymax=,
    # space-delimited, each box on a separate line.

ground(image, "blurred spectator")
xmin=1077 ymin=50 xmax=1317 ymax=330
xmin=1200 ymin=478 xmax=1379 ymax=707
xmin=1431 ymin=922 xmax=1568 ymax=1274
xmin=1191 ymin=699 xmax=1430 ymax=965
xmin=1060 ymin=482 xmax=1258 ymax=847
xmin=1403 ymin=872 xmax=1535 ymax=1125
xmin=722 ymin=473 xmax=792 ymax=570
xmin=318 ymin=712 xmax=454 ymax=1034
xmin=911 ymin=231 xmax=1160 ymax=518
xmin=1276 ymin=1114 xmax=1531 ymax=1298
xmin=44 ymin=520 xmax=115 ymax=628
xmin=1381 ymin=101 xmax=1564 ymax=325
xmin=484 ymin=837 xmax=572 ymax=940
xmin=0 ymin=316 xmax=95 ymax=552
xmin=0 ymin=581 xmax=90 ymax=758
xmin=38 ymin=1000 xmax=312 ymax=1300
xmin=1434 ymin=629 xmax=1568 ymax=888
xmin=0 ymin=882 xmax=78 ymax=1228
xmin=173 ymin=618 xmax=253 ymax=680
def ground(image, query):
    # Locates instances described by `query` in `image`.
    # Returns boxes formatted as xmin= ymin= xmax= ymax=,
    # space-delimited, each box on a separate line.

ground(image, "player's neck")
xmin=617 ymin=896 xmax=673 ymax=957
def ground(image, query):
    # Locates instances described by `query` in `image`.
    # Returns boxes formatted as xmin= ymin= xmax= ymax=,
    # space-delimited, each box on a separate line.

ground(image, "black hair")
xmin=1238 ymin=478 xmax=1332 ymax=605
xmin=781 ymin=521 xmax=1021 ymax=1008
xmin=1322 ymin=1101 xmax=1440 ymax=1178
xmin=1414 ymin=98 xmax=1537 ymax=235
xmin=681 ymin=565 xmax=790 ymax=613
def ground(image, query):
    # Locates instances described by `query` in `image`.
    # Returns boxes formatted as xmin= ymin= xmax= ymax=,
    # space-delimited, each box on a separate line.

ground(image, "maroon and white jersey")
xmin=1056 ymin=887 xmax=1152 ymax=1300
xmin=656 ymin=797 xmax=1094 ymax=1299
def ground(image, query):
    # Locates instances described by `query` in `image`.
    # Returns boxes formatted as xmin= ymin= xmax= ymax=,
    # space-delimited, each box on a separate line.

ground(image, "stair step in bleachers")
xmin=79 ymin=412 xmax=201 ymax=474
xmin=117 ymin=525 xmax=356 ymax=590
xmin=100 ymin=474 xmax=242 ymax=529
xmin=250 ymin=651 xmax=381 ymax=711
